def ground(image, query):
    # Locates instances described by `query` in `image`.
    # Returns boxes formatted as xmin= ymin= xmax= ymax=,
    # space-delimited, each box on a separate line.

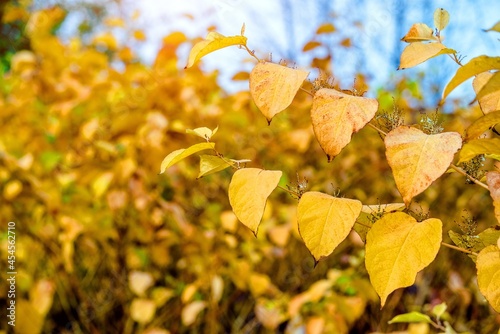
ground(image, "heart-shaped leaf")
xmin=228 ymin=168 xmax=282 ymax=235
xmin=311 ymin=88 xmax=378 ymax=162
xmin=487 ymin=171 xmax=500 ymax=224
xmin=297 ymin=191 xmax=362 ymax=262
xmin=365 ymin=212 xmax=442 ymax=307
xmin=385 ymin=126 xmax=462 ymax=206
xmin=249 ymin=62 xmax=309 ymax=124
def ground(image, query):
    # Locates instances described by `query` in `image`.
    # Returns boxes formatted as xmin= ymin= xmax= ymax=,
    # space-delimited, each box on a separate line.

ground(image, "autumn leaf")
xmin=486 ymin=171 xmax=500 ymax=224
xmin=385 ymin=126 xmax=462 ymax=206
xmin=297 ymin=191 xmax=362 ymax=263
xmin=303 ymin=41 xmax=322 ymax=52
xmin=185 ymin=31 xmax=247 ymax=68
xmin=354 ymin=203 xmax=406 ymax=242
xmin=182 ymin=301 xmax=207 ymax=326
xmin=443 ymin=56 xmax=500 ymax=100
xmin=197 ymin=155 xmax=231 ymax=178
xmin=476 ymin=71 xmax=500 ymax=101
xmin=476 ymin=245 xmax=500 ymax=313
xmin=186 ymin=126 xmax=218 ymax=141
xmin=249 ymin=62 xmax=309 ymax=124
xmin=310 ymin=88 xmax=378 ymax=162
xmin=464 ymin=111 xmax=500 ymax=141
xmin=484 ymin=21 xmax=500 ymax=33
xmin=228 ymin=168 xmax=282 ymax=235
xmin=398 ymin=42 xmax=455 ymax=70
xmin=433 ymin=8 xmax=450 ymax=31
xmin=388 ymin=312 xmax=432 ymax=324
xmin=160 ymin=142 xmax=215 ymax=173
xmin=361 ymin=203 xmax=406 ymax=214
xmin=458 ymin=138 xmax=500 ymax=163
xmin=365 ymin=212 xmax=442 ymax=307
xmin=316 ymin=23 xmax=336 ymax=34
xmin=401 ymin=23 xmax=435 ymax=42
xmin=473 ymin=72 xmax=500 ymax=114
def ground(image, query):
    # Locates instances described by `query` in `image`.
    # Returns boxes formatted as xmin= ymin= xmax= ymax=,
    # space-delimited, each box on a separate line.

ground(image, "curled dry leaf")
xmin=401 ymin=23 xmax=435 ymax=42
xmin=249 ymin=62 xmax=309 ymax=124
xmin=398 ymin=42 xmax=455 ymax=70
xmin=476 ymin=245 xmax=500 ymax=312
xmin=473 ymin=72 xmax=500 ymax=114
xmin=297 ymin=191 xmax=362 ymax=262
xmin=385 ymin=126 xmax=462 ymax=206
xmin=486 ymin=171 xmax=500 ymax=224
xmin=228 ymin=168 xmax=282 ymax=235
xmin=310 ymin=88 xmax=378 ymax=162
xmin=185 ymin=32 xmax=247 ymax=68
xmin=365 ymin=212 xmax=442 ymax=307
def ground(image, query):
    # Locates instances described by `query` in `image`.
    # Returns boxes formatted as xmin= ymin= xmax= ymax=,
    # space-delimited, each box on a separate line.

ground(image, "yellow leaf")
xmin=197 ymin=155 xmax=231 ymax=178
xmin=160 ymin=142 xmax=215 ymax=174
xmin=181 ymin=301 xmax=207 ymax=326
xmin=130 ymin=298 xmax=156 ymax=324
xmin=458 ymin=138 xmax=500 ymax=163
xmin=185 ymin=32 xmax=247 ymax=68
xmin=133 ymin=29 xmax=146 ymax=41
xmin=443 ymin=56 xmax=500 ymax=100
xmin=3 ymin=179 xmax=22 ymax=200
xmin=473 ymin=72 xmax=500 ymax=114
xmin=476 ymin=71 xmax=500 ymax=101
xmin=104 ymin=17 xmax=125 ymax=27
xmin=249 ymin=62 xmax=309 ymax=124
xmin=228 ymin=168 xmax=282 ymax=235
xmin=211 ymin=275 xmax=224 ymax=303
xmin=311 ymin=88 xmax=378 ymax=162
xmin=316 ymin=23 xmax=336 ymax=34
xmin=249 ymin=273 xmax=271 ymax=297
xmin=129 ymin=271 xmax=154 ymax=297
xmin=365 ymin=212 xmax=442 ymax=307
xmin=303 ymin=41 xmax=322 ymax=52
xmin=433 ymin=8 xmax=450 ymax=31
xmin=398 ymin=42 xmax=455 ymax=70
xmin=30 ymin=279 xmax=55 ymax=316
xmin=484 ymin=20 xmax=500 ymax=33
xmin=16 ymin=299 xmax=44 ymax=334
xmin=186 ymin=126 xmax=218 ymax=140
xmin=268 ymin=224 xmax=291 ymax=247
xmin=401 ymin=23 xmax=435 ymax=42
xmin=465 ymin=110 xmax=500 ymax=141
xmin=232 ymin=71 xmax=250 ymax=81
xmin=92 ymin=172 xmax=114 ymax=198
xmin=476 ymin=245 xmax=500 ymax=312
xmin=385 ymin=126 xmax=462 ymax=206
xmin=361 ymin=203 xmax=406 ymax=214
xmin=297 ymin=191 xmax=362 ymax=262
xmin=486 ymin=171 xmax=500 ymax=224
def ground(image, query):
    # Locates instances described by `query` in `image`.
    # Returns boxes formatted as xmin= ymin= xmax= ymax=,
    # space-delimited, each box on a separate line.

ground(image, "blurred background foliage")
xmin=0 ymin=1 xmax=499 ymax=333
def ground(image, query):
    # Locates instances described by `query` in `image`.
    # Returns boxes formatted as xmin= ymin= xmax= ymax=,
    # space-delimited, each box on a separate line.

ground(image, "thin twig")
xmin=449 ymin=164 xmax=489 ymax=190
xmin=441 ymin=242 xmax=478 ymax=256
xmin=242 ymin=45 xmax=260 ymax=62
xmin=300 ymin=86 xmax=314 ymax=97
xmin=367 ymin=122 xmax=387 ymax=137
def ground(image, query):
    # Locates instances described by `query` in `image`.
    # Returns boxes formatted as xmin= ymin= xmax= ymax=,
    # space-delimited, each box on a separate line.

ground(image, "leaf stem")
xmin=449 ymin=164 xmax=489 ymax=190
xmin=367 ymin=122 xmax=387 ymax=137
xmin=242 ymin=44 xmax=260 ymax=62
xmin=441 ymin=242 xmax=478 ymax=256
xmin=300 ymin=86 xmax=314 ymax=97
xmin=354 ymin=220 xmax=372 ymax=229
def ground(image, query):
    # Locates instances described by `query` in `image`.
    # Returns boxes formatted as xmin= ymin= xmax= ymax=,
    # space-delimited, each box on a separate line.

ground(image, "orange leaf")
xmin=303 ymin=41 xmax=322 ymax=52
xmin=250 ymin=62 xmax=309 ymax=124
xmin=310 ymin=88 xmax=378 ymax=161
xmin=401 ymin=23 xmax=436 ymax=42
xmin=486 ymin=171 xmax=500 ymax=224
xmin=316 ymin=23 xmax=336 ymax=34
xmin=385 ymin=126 xmax=462 ymax=206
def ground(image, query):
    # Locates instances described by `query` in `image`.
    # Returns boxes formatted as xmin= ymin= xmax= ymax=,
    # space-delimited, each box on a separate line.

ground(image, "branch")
xmin=441 ymin=242 xmax=478 ymax=256
xmin=449 ymin=164 xmax=489 ymax=190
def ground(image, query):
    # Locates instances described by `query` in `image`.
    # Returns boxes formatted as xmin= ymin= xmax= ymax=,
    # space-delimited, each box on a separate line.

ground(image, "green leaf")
xmin=443 ymin=56 xmax=500 ymax=100
xmin=185 ymin=32 xmax=247 ymax=69
xmin=476 ymin=71 xmax=500 ymax=101
xmin=388 ymin=311 xmax=432 ymax=324
xmin=432 ymin=302 xmax=447 ymax=321
xmin=160 ymin=142 xmax=215 ymax=173
xmin=186 ymin=126 xmax=218 ymax=141
xmin=228 ymin=168 xmax=282 ymax=235
xmin=458 ymin=138 xmax=500 ymax=163
xmin=197 ymin=155 xmax=231 ymax=178
xmin=465 ymin=110 xmax=500 ymax=141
